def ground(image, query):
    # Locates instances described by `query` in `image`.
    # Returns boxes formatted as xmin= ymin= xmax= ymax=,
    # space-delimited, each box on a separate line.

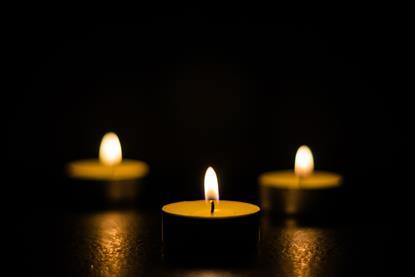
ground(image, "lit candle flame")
xmin=295 ymin=145 xmax=314 ymax=177
xmin=204 ymin=167 xmax=219 ymax=201
xmin=99 ymin=132 xmax=122 ymax=166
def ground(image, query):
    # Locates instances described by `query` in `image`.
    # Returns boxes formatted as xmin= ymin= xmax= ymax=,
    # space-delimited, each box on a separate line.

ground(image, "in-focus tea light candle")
xmin=259 ymin=145 xmax=342 ymax=215
xmin=66 ymin=132 xmax=149 ymax=204
xmin=162 ymin=167 xmax=260 ymax=263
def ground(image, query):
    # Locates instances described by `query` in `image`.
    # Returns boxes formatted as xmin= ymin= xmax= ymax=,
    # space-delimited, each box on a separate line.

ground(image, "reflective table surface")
xmin=14 ymin=208 xmax=387 ymax=276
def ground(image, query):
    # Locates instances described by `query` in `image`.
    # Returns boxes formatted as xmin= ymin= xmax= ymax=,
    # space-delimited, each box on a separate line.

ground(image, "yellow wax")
xmin=162 ymin=200 xmax=260 ymax=219
xmin=259 ymin=170 xmax=342 ymax=189
xmin=66 ymin=159 xmax=149 ymax=181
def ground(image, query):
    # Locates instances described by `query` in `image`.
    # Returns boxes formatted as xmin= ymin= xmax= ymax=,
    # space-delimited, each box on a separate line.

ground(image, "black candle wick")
xmin=210 ymin=200 xmax=215 ymax=214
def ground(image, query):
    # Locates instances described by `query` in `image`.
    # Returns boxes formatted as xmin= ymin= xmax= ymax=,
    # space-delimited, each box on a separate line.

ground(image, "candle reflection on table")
xmin=63 ymin=210 xmax=152 ymax=277
xmin=91 ymin=212 xmax=136 ymax=275
xmin=283 ymin=219 xmax=320 ymax=277
xmin=261 ymin=217 xmax=338 ymax=277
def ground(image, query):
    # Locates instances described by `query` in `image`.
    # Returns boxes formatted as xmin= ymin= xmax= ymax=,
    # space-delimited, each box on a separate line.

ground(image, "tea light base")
xmin=259 ymin=170 xmax=342 ymax=216
xmin=162 ymin=208 xmax=260 ymax=263
xmin=260 ymin=185 xmax=341 ymax=216
xmin=65 ymin=159 xmax=149 ymax=209
xmin=66 ymin=178 xmax=147 ymax=209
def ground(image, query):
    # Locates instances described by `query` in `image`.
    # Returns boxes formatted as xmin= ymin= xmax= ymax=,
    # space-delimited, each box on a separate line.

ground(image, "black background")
xmin=5 ymin=5 xmax=409 ymax=276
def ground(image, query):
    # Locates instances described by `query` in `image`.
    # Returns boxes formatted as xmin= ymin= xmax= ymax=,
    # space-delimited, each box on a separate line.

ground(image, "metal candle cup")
xmin=66 ymin=132 xmax=149 ymax=206
xmin=259 ymin=146 xmax=342 ymax=215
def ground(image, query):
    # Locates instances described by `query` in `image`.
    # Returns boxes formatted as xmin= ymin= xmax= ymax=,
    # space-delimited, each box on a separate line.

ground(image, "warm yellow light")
xmin=99 ymin=132 xmax=122 ymax=166
xmin=295 ymin=145 xmax=314 ymax=177
xmin=204 ymin=167 xmax=219 ymax=201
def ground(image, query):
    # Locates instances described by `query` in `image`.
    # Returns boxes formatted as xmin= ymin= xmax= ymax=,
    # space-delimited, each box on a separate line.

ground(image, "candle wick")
xmin=210 ymin=200 xmax=215 ymax=214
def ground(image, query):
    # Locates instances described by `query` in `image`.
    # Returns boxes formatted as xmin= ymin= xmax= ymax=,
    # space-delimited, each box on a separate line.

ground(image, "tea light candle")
xmin=162 ymin=167 xmax=260 ymax=262
xmin=67 ymin=132 xmax=148 ymax=181
xmin=259 ymin=145 xmax=342 ymax=215
xmin=163 ymin=200 xmax=260 ymax=219
xmin=66 ymin=132 xmax=149 ymax=204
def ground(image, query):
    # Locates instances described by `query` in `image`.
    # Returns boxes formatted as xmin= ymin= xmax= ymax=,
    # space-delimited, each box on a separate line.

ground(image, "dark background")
xmin=4 ymin=5 xmax=408 ymax=276
xmin=6 ymin=7 xmax=409 ymax=211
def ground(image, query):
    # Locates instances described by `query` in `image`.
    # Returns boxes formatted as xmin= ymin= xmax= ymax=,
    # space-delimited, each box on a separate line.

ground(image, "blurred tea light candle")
xmin=162 ymin=167 xmax=260 ymax=261
xmin=66 ymin=132 xmax=149 ymax=205
xmin=67 ymin=132 xmax=149 ymax=181
xmin=259 ymin=145 xmax=342 ymax=215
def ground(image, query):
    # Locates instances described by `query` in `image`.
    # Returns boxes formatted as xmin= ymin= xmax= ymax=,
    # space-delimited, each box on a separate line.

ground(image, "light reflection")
xmin=96 ymin=212 xmax=129 ymax=275
xmin=262 ymin=217 xmax=334 ymax=277
xmin=284 ymin=190 xmax=302 ymax=214
xmin=78 ymin=211 xmax=141 ymax=277
xmin=283 ymin=222 xmax=320 ymax=277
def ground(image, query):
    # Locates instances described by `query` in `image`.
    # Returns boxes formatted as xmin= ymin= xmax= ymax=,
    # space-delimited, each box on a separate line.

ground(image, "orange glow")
xmin=99 ymin=132 xmax=122 ymax=166
xmin=285 ymin=224 xmax=320 ymax=277
xmin=204 ymin=167 xmax=219 ymax=201
xmin=295 ymin=145 xmax=314 ymax=177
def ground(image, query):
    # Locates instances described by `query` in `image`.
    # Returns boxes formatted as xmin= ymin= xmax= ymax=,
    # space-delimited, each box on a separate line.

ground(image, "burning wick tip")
xmin=210 ymin=200 xmax=215 ymax=214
